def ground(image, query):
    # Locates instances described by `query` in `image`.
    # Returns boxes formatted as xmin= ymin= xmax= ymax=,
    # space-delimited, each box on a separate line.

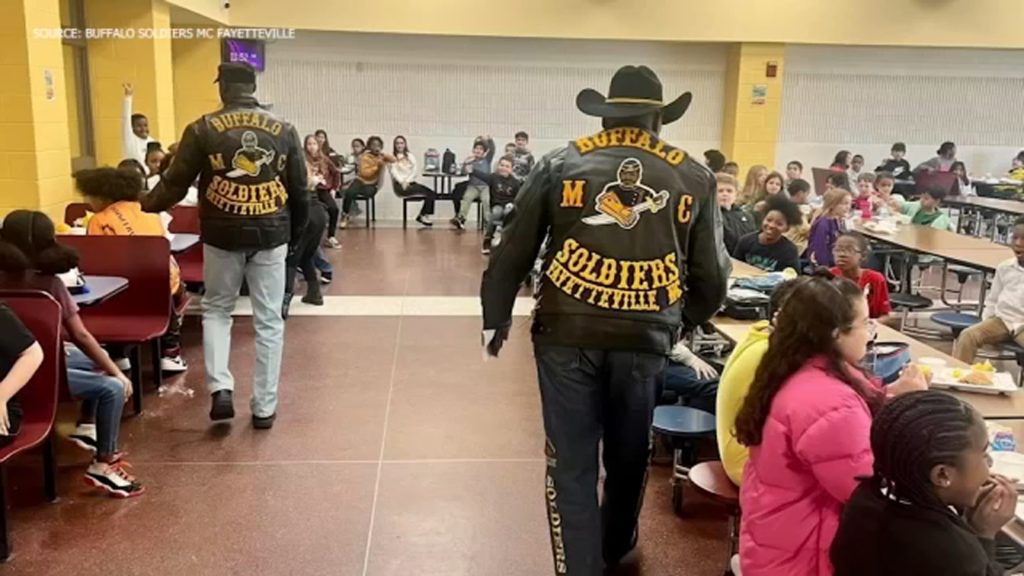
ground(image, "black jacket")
xmin=876 ymin=158 xmax=913 ymax=180
xmin=142 ymin=89 xmax=309 ymax=251
xmin=831 ymin=483 xmax=1001 ymax=576
xmin=481 ymin=127 xmax=731 ymax=355
xmin=721 ymin=205 xmax=757 ymax=255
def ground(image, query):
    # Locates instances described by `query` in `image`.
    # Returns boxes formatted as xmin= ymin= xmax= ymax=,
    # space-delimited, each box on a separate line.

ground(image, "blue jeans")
xmin=67 ymin=345 xmax=124 ymax=456
xmin=659 ymin=364 xmax=719 ymax=414
xmin=313 ymin=248 xmax=333 ymax=276
xmin=202 ymin=244 xmax=287 ymax=417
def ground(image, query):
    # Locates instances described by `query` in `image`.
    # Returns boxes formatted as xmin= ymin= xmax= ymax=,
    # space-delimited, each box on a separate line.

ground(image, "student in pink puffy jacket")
xmin=734 ymin=272 xmax=928 ymax=576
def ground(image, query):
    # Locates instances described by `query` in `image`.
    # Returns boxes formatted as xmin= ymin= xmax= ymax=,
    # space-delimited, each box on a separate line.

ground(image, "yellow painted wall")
xmin=165 ymin=0 xmax=229 ymax=24
xmin=721 ymin=43 xmax=785 ymax=173
xmin=85 ymin=0 xmax=176 ymax=166
xmin=171 ymin=37 xmax=221 ymax=138
xmin=226 ymin=0 xmax=1024 ymax=50
xmin=62 ymin=44 xmax=81 ymax=160
xmin=0 ymin=0 xmax=74 ymax=222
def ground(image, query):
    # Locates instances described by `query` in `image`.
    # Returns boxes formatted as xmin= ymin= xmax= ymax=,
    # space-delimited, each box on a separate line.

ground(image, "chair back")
xmin=64 ymin=202 xmax=90 ymax=226
xmin=168 ymin=206 xmax=200 ymax=234
xmin=59 ymin=235 xmax=171 ymax=331
xmin=0 ymin=291 xmax=63 ymax=463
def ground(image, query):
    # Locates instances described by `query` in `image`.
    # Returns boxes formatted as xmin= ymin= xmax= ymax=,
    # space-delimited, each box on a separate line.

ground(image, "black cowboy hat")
xmin=576 ymin=65 xmax=692 ymax=125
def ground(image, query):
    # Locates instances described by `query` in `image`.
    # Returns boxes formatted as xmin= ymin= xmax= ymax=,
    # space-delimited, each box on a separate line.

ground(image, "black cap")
xmin=214 ymin=62 xmax=256 ymax=85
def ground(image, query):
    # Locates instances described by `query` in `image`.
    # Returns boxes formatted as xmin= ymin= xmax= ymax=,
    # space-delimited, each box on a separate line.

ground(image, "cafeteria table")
xmin=73 ymin=275 xmax=128 ymax=307
xmin=170 ymin=233 xmax=200 ymax=254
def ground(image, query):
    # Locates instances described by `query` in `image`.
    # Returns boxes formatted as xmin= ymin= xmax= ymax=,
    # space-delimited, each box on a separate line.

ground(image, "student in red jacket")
xmin=830 ymin=231 xmax=892 ymax=322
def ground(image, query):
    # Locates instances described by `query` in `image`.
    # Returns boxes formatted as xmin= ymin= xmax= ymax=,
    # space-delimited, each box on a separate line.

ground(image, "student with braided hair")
xmin=735 ymin=271 xmax=928 ymax=576
xmin=832 ymin=391 xmax=1015 ymax=575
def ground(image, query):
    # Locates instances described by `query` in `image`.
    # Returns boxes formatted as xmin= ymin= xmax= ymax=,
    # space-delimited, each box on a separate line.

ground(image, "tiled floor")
xmin=1 ymin=229 xmax=731 ymax=576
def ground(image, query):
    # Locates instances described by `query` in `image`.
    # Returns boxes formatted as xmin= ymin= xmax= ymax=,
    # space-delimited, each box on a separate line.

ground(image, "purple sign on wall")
xmin=222 ymin=39 xmax=265 ymax=72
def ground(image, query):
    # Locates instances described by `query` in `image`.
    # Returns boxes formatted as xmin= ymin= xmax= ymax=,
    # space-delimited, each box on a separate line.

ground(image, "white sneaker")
xmin=160 ymin=356 xmax=189 ymax=374
xmin=730 ymin=554 xmax=742 ymax=576
xmin=85 ymin=459 xmax=145 ymax=498
xmin=69 ymin=423 xmax=97 ymax=453
xmin=326 ymin=237 xmax=341 ymax=249
xmin=113 ymin=357 xmax=131 ymax=371
xmin=416 ymin=214 xmax=434 ymax=227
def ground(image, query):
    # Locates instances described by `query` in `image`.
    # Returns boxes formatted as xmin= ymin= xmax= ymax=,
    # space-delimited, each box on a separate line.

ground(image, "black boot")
xmin=282 ymin=292 xmax=294 ymax=320
xmin=301 ymin=283 xmax=324 ymax=306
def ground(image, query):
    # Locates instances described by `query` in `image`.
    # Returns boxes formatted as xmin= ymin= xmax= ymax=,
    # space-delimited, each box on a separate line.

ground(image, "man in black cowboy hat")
xmin=481 ymin=65 xmax=730 ymax=575
xmin=143 ymin=62 xmax=309 ymax=430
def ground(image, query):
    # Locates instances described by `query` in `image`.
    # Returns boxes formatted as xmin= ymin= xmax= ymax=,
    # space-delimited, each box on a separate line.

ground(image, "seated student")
xmin=341 ymin=136 xmax=395 ymax=227
xmin=749 ymin=171 xmax=786 ymax=217
xmin=74 ymin=167 xmax=188 ymax=374
xmin=951 ymin=160 xmax=974 ymax=196
xmin=876 ymin=142 xmax=912 ymax=180
xmin=736 ymin=273 xmax=927 ymax=575
xmin=870 ymin=171 xmax=905 ymax=214
xmin=848 ymin=154 xmax=865 ymax=184
xmin=390 ymin=135 xmax=437 ymax=228
xmin=660 ymin=341 xmax=719 ymax=414
xmin=831 ymin=150 xmax=852 ymax=172
xmin=473 ymin=155 xmax=521 ymax=255
xmin=722 ymin=161 xmax=740 ymax=178
xmin=511 ymin=131 xmax=535 ymax=181
xmin=144 ymin=143 xmax=165 ymax=190
xmin=704 ymin=149 xmax=726 ymax=173
xmin=738 ymin=164 xmax=768 ymax=207
xmin=853 ymin=172 xmax=876 ymax=217
xmin=785 ymin=160 xmax=803 ymax=186
xmin=717 ymin=173 xmax=757 ymax=255
xmin=339 ymin=138 xmax=365 ymax=190
xmin=733 ymin=195 xmax=803 ymax=272
xmin=1009 ymin=150 xmax=1024 ymax=182
xmin=784 ymin=178 xmax=813 ymax=254
xmin=117 ymin=158 xmax=148 ymax=191
xmin=304 ymin=134 xmax=342 ymax=248
xmin=0 ymin=211 xmax=143 ymax=497
xmin=901 ymin=185 xmax=953 ymax=230
xmin=953 ymin=217 xmax=1024 ymax=363
xmin=832 ymin=391 xmax=1016 ymax=576
xmin=451 ymin=136 xmax=495 ymax=230
xmin=716 ymin=277 xmax=807 ymax=485
xmin=830 ymin=232 xmax=892 ymax=321
xmin=0 ymin=304 xmax=44 ymax=447
xmin=805 ymin=186 xmax=852 ymax=267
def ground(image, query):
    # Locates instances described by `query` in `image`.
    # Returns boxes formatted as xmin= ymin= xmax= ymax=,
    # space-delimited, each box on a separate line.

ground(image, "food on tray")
xmin=971 ymin=361 xmax=995 ymax=373
xmin=959 ymin=370 xmax=994 ymax=386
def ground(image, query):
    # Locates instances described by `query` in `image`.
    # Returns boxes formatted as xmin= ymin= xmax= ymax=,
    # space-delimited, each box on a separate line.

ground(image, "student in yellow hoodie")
xmin=75 ymin=167 xmax=188 ymax=375
xmin=715 ymin=276 xmax=810 ymax=485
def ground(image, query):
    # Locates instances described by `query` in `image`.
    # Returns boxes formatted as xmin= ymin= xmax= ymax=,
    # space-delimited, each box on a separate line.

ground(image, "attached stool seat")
xmin=890 ymin=293 xmax=934 ymax=334
xmin=689 ymin=461 xmax=741 ymax=576
xmin=652 ymin=405 xmax=716 ymax=516
xmin=948 ymin=264 xmax=982 ymax=284
xmin=931 ymin=312 xmax=980 ymax=338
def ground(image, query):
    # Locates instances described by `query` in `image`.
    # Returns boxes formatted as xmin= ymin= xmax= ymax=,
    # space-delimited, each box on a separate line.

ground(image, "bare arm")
xmin=64 ymin=313 xmax=126 ymax=379
xmin=0 ymin=342 xmax=43 ymax=404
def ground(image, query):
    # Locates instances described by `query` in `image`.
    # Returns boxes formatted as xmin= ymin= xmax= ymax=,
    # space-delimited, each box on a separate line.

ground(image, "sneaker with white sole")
xmin=160 ymin=355 xmax=188 ymax=374
xmin=85 ymin=459 xmax=145 ymax=498
xmin=113 ymin=357 xmax=131 ymax=371
xmin=69 ymin=423 xmax=97 ymax=453
xmin=326 ymin=237 xmax=341 ymax=249
xmin=450 ymin=216 xmax=465 ymax=230
xmin=416 ymin=214 xmax=434 ymax=227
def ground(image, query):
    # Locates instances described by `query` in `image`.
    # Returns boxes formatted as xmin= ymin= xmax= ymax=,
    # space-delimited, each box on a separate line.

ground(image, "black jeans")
xmin=342 ymin=180 xmax=378 ymax=215
xmin=451 ymin=180 xmax=469 ymax=215
xmin=393 ymin=180 xmax=436 ymax=216
xmin=315 ymin=188 xmax=340 ymax=238
xmin=534 ymin=344 xmax=666 ymax=576
xmin=286 ymin=198 xmax=327 ymax=296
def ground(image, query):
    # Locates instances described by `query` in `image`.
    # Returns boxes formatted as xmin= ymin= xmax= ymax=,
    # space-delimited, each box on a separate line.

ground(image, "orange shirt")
xmin=87 ymin=201 xmax=181 ymax=294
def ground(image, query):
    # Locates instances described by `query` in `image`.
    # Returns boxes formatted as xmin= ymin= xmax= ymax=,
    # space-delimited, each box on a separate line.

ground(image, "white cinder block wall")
xmin=777 ymin=45 xmax=1024 ymax=177
xmin=258 ymin=31 xmax=727 ymax=222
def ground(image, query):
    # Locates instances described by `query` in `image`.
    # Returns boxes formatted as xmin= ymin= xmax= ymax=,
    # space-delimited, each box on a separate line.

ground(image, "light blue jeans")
xmin=67 ymin=344 xmax=124 ymax=456
xmin=202 ymin=244 xmax=287 ymax=417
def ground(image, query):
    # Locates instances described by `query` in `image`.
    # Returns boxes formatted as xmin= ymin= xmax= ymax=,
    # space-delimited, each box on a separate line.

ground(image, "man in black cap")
xmin=481 ymin=65 xmax=730 ymax=575
xmin=143 ymin=62 xmax=309 ymax=430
